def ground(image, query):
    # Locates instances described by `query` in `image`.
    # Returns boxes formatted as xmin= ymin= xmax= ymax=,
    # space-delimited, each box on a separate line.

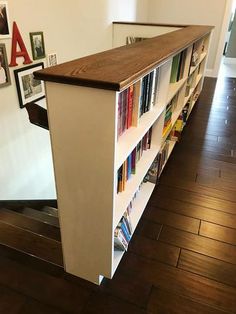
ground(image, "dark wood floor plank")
xmin=159 ymin=226 xmax=236 ymax=265
xmin=0 ymin=284 xmax=26 ymax=314
xmin=0 ymin=255 xmax=91 ymax=313
xmin=178 ymin=250 xmax=236 ymax=288
xmin=147 ymin=287 xmax=229 ymax=314
xmin=100 ymin=271 xmax=152 ymax=308
xmin=160 ymin=176 xmax=236 ymax=203
xmin=120 ymin=252 xmax=236 ymax=313
xmin=19 ymin=299 xmax=65 ymax=314
xmin=148 ymin=196 xmax=236 ymax=229
xmin=0 ymin=220 xmax=63 ymax=266
xmin=135 ymin=218 xmax=162 ymax=240
xmin=200 ymin=221 xmax=236 ymax=245
xmin=143 ymin=207 xmax=200 ymax=234
xmin=129 ymin=234 xmax=180 ymax=266
xmin=0 ymin=208 xmax=61 ymax=241
xmin=82 ymin=292 xmax=146 ymax=314
xmin=152 ymin=184 xmax=236 ymax=215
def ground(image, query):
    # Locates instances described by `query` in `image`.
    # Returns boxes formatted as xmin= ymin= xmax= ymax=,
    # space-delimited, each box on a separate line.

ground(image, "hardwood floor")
xmin=1 ymin=76 xmax=236 ymax=313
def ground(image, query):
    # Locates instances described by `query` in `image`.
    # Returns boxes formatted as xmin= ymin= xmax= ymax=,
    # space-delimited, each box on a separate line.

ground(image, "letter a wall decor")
xmin=9 ymin=21 xmax=32 ymax=67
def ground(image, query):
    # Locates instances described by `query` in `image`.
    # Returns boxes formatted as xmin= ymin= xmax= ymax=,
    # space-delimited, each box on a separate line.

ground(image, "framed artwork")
xmin=0 ymin=1 xmax=10 ymax=38
xmin=14 ymin=62 xmax=45 ymax=108
xmin=47 ymin=52 xmax=58 ymax=67
xmin=30 ymin=32 xmax=45 ymax=60
xmin=0 ymin=43 xmax=11 ymax=87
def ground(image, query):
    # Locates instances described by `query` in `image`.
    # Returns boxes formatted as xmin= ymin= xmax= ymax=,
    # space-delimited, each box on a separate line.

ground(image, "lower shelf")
xmin=112 ymin=181 xmax=155 ymax=275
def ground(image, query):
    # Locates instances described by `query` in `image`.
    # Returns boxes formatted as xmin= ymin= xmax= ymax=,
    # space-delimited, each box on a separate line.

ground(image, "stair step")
xmin=42 ymin=206 xmax=59 ymax=217
xmin=0 ymin=220 xmax=63 ymax=266
xmin=0 ymin=208 xmax=61 ymax=241
xmin=18 ymin=207 xmax=59 ymax=227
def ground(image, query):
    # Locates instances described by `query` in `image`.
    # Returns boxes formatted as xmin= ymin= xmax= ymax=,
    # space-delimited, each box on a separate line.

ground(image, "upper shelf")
xmin=34 ymin=24 xmax=213 ymax=91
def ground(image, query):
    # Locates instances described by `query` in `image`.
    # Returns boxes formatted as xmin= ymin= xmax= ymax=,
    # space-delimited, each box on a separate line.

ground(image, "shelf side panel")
xmin=45 ymin=82 xmax=117 ymax=282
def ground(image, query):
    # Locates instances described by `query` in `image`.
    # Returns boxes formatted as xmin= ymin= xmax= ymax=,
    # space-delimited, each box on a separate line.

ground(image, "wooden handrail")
xmin=34 ymin=25 xmax=213 ymax=91
xmin=25 ymin=102 xmax=49 ymax=130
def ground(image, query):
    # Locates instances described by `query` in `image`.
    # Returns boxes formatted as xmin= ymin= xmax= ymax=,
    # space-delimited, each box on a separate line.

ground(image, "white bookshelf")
xmin=35 ymin=22 xmax=213 ymax=285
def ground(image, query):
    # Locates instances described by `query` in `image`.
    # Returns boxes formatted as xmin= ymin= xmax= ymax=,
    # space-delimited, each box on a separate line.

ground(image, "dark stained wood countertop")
xmin=34 ymin=24 xmax=214 ymax=91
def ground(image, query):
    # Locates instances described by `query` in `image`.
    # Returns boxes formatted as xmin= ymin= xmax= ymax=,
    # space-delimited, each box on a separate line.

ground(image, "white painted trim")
xmin=214 ymin=0 xmax=234 ymax=77
xmin=223 ymin=57 xmax=236 ymax=64
xmin=205 ymin=68 xmax=215 ymax=77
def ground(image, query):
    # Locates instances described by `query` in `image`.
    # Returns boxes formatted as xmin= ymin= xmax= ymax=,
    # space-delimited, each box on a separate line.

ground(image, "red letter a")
xmin=9 ymin=21 xmax=32 ymax=67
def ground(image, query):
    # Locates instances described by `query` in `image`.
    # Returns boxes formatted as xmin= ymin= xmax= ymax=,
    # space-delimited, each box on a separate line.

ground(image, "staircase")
xmin=0 ymin=200 xmax=63 ymax=273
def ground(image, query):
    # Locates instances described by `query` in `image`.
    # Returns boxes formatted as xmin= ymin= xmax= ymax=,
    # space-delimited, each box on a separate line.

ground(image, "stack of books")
xmin=114 ymin=208 xmax=133 ymax=251
xmin=117 ymin=85 xmax=135 ymax=138
xmin=170 ymin=49 xmax=187 ymax=83
xmin=139 ymin=68 xmax=159 ymax=117
xmin=117 ymin=128 xmax=152 ymax=193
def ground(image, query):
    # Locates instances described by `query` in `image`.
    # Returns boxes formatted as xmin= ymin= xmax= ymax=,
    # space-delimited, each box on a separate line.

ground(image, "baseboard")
xmin=223 ymin=57 xmax=236 ymax=64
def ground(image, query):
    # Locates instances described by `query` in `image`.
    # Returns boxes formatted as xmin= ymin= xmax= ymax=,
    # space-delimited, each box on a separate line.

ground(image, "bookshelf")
xmin=34 ymin=22 xmax=213 ymax=285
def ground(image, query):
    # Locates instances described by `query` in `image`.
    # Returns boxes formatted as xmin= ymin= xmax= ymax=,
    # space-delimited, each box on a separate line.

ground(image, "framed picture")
xmin=47 ymin=52 xmax=58 ymax=67
xmin=0 ymin=43 xmax=11 ymax=87
xmin=30 ymin=32 xmax=45 ymax=60
xmin=0 ymin=1 xmax=10 ymax=38
xmin=14 ymin=62 xmax=45 ymax=108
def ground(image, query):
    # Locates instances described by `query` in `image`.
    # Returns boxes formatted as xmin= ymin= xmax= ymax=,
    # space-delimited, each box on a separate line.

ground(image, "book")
xmin=170 ymin=53 xmax=181 ymax=83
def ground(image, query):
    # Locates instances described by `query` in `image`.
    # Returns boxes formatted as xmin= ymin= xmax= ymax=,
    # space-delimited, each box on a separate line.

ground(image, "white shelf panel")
xmin=116 ymin=106 xmax=165 ymax=170
xmin=112 ymin=250 xmax=125 ymax=275
xmin=129 ymin=181 xmax=155 ymax=232
xmin=189 ymin=52 xmax=207 ymax=76
xmin=167 ymin=77 xmax=187 ymax=104
xmin=195 ymin=74 xmax=203 ymax=86
xmin=114 ymin=145 xmax=159 ymax=228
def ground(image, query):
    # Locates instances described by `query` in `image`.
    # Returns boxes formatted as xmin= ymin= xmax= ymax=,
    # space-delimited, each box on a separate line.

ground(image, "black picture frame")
xmin=30 ymin=32 xmax=46 ymax=60
xmin=14 ymin=62 xmax=45 ymax=108
xmin=0 ymin=43 xmax=11 ymax=87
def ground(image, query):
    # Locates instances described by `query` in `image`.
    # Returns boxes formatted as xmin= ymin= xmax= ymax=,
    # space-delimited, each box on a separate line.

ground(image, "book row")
xmin=114 ymin=180 xmax=147 ymax=251
xmin=117 ymin=68 xmax=159 ymax=139
xmin=170 ymin=49 xmax=187 ymax=83
xmin=163 ymin=93 xmax=178 ymax=136
xmin=117 ymin=127 xmax=152 ymax=193
xmin=144 ymin=140 xmax=170 ymax=183
xmin=114 ymin=208 xmax=133 ymax=251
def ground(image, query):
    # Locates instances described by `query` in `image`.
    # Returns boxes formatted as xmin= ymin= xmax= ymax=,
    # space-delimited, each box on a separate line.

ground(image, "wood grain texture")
xmin=152 ymin=185 xmax=236 ymax=215
xmin=144 ymin=206 xmax=200 ymax=233
xmin=135 ymin=218 xmax=162 ymax=239
xmin=0 ymin=220 xmax=63 ymax=266
xmin=120 ymin=252 xmax=236 ymax=313
xmin=129 ymin=234 xmax=180 ymax=266
xmin=159 ymin=226 xmax=236 ymax=264
xmin=0 ymin=254 xmax=91 ymax=314
xmin=178 ymin=250 xmax=236 ymax=288
xmin=0 ymin=208 xmax=61 ymax=241
xmin=34 ymin=26 xmax=213 ymax=91
xmin=147 ymin=287 xmax=229 ymax=314
xmin=113 ymin=21 xmax=189 ymax=28
xmin=200 ymin=221 xmax=236 ymax=245
xmin=148 ymin=196 xmax=236 ymax=229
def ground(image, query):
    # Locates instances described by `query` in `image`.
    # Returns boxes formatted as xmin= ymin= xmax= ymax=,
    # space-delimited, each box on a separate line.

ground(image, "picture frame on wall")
xmin=47 ymin=52 xmax=58 ymax=67
xmin=30 ymin=32 xmax=46 ymax=60
xmin=0 ymin=1 xmax=10 ymax=38
xmin=14 ymin=62 xmax=45 ymax=108
xmin=0 ymin=43 xmax=11 ymax=87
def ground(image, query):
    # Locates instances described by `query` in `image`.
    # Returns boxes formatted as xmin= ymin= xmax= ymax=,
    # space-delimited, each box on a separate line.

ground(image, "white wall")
xmin=1 ymin=0 xmax=148 ymax=200
xmin=147 ymin=0 xmax=232 ymax=77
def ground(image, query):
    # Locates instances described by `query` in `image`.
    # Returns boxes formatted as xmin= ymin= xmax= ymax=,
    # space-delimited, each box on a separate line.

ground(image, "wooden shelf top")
xmin=34 ymin=25 xmax=213 ymax=91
